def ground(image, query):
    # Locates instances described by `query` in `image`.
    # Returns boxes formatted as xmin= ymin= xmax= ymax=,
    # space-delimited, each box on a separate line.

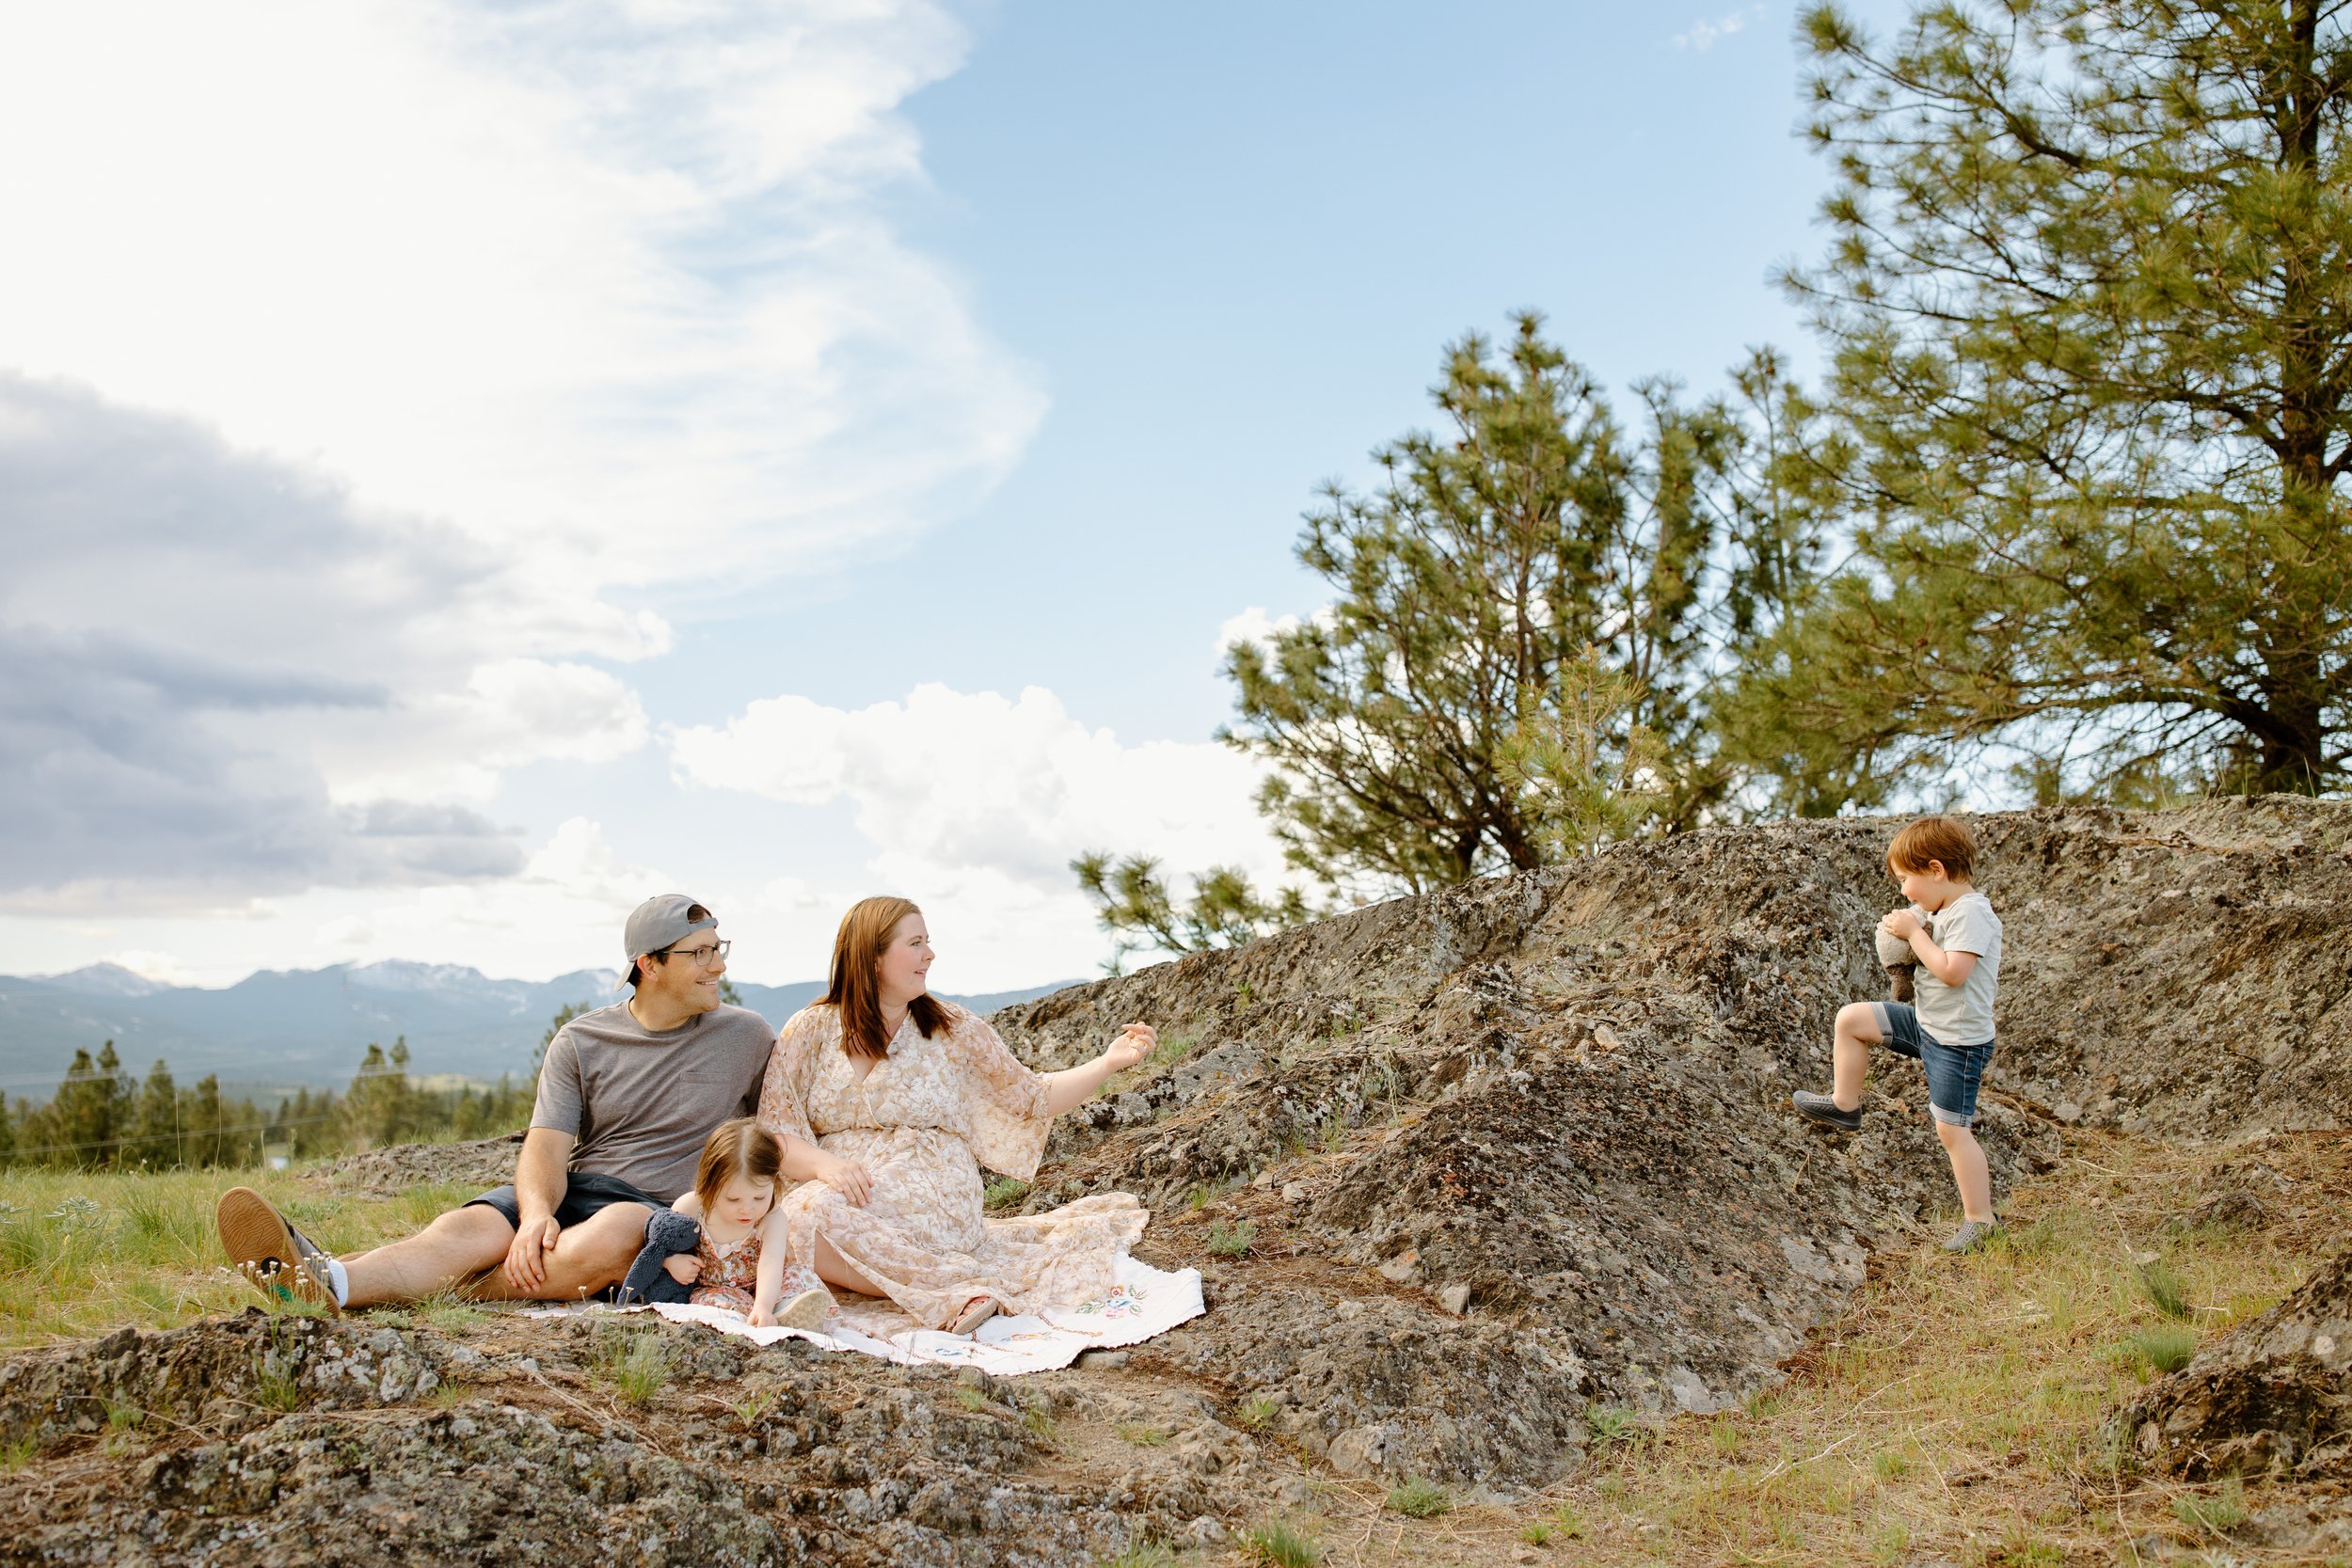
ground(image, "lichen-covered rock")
xmin=317 ymin=1131 xmax=524 ymax=1195
xmin=2115 ymin=1247 xmax=2352 ymax=1480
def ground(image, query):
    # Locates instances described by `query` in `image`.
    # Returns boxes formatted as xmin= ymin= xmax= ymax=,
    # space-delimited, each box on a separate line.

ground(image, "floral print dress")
xmin=688 ymin=1228 xmax=762 ymax=1315
xmin=755 ymin=1003 xmax=1148 ymax=1335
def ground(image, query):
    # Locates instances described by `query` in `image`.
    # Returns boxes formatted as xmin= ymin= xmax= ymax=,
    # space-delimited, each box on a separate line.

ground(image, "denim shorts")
xmin=1869 ymin=1003 xmax=1994 ymax=1128
xmin=464 ymin=1170 xmax=661 ymax=1231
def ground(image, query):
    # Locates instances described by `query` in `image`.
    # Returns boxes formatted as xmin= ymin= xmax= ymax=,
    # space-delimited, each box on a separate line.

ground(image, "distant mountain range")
xmin=0 ymin=962 xmax=1077 ymax=1099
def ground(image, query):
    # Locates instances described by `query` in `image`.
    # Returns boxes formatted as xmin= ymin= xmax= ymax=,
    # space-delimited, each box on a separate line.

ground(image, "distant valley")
xmin=0 ymin=962 xmax=1075 ymax=1100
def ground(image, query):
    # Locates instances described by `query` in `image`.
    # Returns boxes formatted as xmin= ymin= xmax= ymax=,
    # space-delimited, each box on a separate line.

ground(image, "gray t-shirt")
xmin=1914 ymin=890 xmax=2001 ymax=1048
xmin=531 ymin=1001 xmax=776 ymax=1201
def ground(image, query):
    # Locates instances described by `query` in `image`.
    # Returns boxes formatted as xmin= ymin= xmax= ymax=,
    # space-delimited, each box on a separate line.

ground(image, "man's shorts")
xmin=464 ymin=1171 xmax=663 ymax=1231
xmin=1869 ymin=1002 xmax=1994 ymax=1129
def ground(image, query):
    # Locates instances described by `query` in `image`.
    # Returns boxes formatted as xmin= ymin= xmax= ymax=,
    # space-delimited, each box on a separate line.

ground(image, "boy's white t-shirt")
xmin=1912 ymin=889 xmax=2001 ymax=1047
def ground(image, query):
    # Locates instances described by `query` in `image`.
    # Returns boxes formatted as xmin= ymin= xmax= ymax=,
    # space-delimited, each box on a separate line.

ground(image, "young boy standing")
xmin=1794 ymin=816 xmax=2006 ymax=1253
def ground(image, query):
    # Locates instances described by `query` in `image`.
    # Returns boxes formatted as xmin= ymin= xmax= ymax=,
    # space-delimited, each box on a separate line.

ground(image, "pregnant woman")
xmin=756 ymin=895 xmax=1153 ymax=1335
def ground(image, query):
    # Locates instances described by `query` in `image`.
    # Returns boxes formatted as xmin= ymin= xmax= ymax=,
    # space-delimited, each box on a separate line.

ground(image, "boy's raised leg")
xmin=1794 ymin=1002 xmax=1882 ymax=1131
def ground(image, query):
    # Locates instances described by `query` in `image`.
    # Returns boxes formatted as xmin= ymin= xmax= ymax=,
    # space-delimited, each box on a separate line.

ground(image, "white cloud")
xmin=0 ymin=2 xmax=1041 ymax=588
xmin=0 ymin=2 xmax=1041 ymax=914
xmin=1214 ymin=606 xmax=1304 ymax=657
xmin=668 ymin=683 xmax=1292 ymax=978
xmin=1670 ymin=6 xmax=1764 ymax=50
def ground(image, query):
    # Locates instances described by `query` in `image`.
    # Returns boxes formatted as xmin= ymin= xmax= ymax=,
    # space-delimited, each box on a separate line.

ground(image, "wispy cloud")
xmin=1670 ymin=5 xmax=1765 ymax=51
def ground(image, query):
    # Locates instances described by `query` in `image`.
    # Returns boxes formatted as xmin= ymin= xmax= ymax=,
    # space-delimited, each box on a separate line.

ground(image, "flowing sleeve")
xmin=755 ymin=1007 xmax=822 ymax=1147
xmin=949 ymin=1010 xmax=1054 ymax=1180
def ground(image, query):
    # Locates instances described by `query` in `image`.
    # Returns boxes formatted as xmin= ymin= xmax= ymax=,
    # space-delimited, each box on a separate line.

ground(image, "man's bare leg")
xmin=342 ymin=1202 xmax=646 ymax=1307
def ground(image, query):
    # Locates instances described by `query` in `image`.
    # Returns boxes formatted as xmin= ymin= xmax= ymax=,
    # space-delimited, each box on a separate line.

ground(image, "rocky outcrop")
xmin=8 ymin=801 xmax=2349 ymax=1562
xmin=2117 ymin=1246 xmax=2352 ymax=1481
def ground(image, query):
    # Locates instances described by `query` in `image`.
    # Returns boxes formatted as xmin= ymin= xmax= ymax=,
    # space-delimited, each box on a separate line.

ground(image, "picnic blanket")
xmin=527 ymin=1252 xmax=1203 ymax=1376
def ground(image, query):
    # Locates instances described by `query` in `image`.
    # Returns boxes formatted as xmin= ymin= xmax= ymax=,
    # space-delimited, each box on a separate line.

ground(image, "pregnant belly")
xmin=817 ymin=1127 xmax=985 ymax=1249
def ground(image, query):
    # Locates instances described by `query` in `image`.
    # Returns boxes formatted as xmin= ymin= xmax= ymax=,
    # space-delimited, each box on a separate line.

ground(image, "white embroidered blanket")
xmin=526 ymin=1253 xmax=1203 ymax=1377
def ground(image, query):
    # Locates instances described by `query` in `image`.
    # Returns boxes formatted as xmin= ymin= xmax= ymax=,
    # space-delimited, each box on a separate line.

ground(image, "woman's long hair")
xmin=824 ymin=895 xmax=949 ymax=1061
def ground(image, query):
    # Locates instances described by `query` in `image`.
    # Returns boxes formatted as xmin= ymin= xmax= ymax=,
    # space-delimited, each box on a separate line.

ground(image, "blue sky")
xmin=0 ymin=0 xmax=1910 ymax=992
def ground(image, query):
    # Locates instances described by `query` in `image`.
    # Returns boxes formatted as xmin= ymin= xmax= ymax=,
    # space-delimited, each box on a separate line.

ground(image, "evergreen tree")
xmin=48 ymin=1044 xmax=133 ymax=1168
xmin=1218 ymin=316 xmax=1823 ymax=895
xmin=0 ymin=1092 xmax=13 ymax=1169
xmin=1732 ymin=2 xmax=2352 ymax=804
xmin=135 ymin=1059 xmax=180 ymax=1170
xmin=184 ymin=1074 xmax=227 ymax=1167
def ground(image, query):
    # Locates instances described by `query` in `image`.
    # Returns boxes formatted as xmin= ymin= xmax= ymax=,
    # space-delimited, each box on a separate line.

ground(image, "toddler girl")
xmin=625 ymin=1117 xmax=832 ymax=1329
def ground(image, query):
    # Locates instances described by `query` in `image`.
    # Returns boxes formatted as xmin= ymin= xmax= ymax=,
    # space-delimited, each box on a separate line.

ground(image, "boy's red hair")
xmin=1886 ymin=815 xmax=1978 ymax=880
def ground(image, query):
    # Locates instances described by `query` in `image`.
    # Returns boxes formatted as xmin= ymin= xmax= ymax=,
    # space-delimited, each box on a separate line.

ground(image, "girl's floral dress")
xmin=755 ymin=1003 xmax=1147 ymax=1335
xmin=687 ymin=1227 xmax=764 ymax=1315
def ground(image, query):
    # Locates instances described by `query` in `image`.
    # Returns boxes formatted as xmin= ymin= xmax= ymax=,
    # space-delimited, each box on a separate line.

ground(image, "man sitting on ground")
xmin=216 ymin=895 xmax=775 ymax=1309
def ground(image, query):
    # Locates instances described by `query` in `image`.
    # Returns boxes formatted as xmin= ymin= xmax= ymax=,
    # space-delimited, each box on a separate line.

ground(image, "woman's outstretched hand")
xmin=820 ymin=1151 xmax=874 ymax=1206
xmin=1102 ymin=1022 xmax=1154 ymax=1072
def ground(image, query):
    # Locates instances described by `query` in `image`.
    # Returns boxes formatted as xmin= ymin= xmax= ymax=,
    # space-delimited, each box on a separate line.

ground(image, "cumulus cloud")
xmin=668 ymin=684 xmax=1291 ymax=978
xmin=0 ymin=377 xmax=633 ymax=911
xmin=0 ymin=2 xmax=1040 ymax=916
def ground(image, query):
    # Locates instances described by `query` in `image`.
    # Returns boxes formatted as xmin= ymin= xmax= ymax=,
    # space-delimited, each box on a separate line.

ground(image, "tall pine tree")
xmin=1730 ymin=1 xmax=2352 ymax=804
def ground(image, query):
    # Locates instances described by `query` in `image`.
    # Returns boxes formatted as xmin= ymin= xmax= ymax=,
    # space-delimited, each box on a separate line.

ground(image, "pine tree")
xmin=1733 ymin=2 xmax=2352 ymax=803
xmin=1219 ymin=316 xmax=1825 ymax=894
xmin=135 ymin=1059 xmax=180 ymax=1170
xmin=185 ymin=1075 xmax=227 ymax=1168
xmin=48 ymin=1044 xmax=132 ymax=1168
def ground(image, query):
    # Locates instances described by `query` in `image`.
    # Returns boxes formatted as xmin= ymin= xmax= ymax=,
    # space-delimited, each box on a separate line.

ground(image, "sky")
xmin=0 ymin=0 xmax=1915 ymax=994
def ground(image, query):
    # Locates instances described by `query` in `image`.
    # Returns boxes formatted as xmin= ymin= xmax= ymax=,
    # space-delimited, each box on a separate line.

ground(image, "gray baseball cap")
xmin=624 ymin=895 xmax=717 ymax=960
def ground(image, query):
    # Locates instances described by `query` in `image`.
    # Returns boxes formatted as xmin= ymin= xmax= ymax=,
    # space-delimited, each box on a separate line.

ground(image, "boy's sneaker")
xmin=1885 ymin=963 xmax=1916 ymax=1004
xmin=1791 ymin=1090 xmax=1862 ymax=1132
xmin=1942 ymin=1219 xmax=2003 ymax=1254
xmin=216 ymin=1186 xmax=342 ymax=1312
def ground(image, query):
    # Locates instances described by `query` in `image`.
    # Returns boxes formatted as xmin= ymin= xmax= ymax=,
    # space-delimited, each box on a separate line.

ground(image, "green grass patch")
xmin=0 ymin=1164 xmax=469 ymax=1352
xmin=2136 ymin=1258 xmax=2195 ymax=1319
xmin=600 ymin=1332 xmax=670 ymax=1404
xmin=2119 ymin=1323 xmax=2200 ymax=1375
xmin=1234 ymin=1392 xmax=1279 ymax=1431
xmin=1206 ymin=1218 xmax=1256 ymax=1259
xmin=982 ymin=1177 xmax=1031 ymax=1212
xmin=1238 ymin=1517 xmax=1317 ymax=1567
xmin=1116 ymin=1422 xmax=1168 ymax=1447
xmin=1385 ymin=1477 xmax=1450 ymax=1518
xmin=2172 ymin=1477 xmax=2248 ymax=1533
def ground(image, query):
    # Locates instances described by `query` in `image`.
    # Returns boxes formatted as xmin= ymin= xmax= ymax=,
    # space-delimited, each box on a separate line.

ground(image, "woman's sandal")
xmin=948 ymin=1296 xmax=999 ymax=1336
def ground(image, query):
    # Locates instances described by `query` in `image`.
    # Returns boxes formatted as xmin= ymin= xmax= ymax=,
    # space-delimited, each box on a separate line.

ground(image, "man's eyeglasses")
xmin=656 ymin=940 xmax=731 ymax=968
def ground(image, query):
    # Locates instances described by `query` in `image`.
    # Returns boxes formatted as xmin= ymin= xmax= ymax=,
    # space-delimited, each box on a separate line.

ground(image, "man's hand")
xmin=503 ymin=1214 xmax=562 ymax=1292
xmin=1880 ymin=910 xmax=1923 ymax=943
xmin=1102 ymin=1022 xmax=1155 ymax=1073
xmin=662 ymin=1254 xmax=701 ymax=1285
xmin=821 ymin=1152 xmax=874 ymax=1207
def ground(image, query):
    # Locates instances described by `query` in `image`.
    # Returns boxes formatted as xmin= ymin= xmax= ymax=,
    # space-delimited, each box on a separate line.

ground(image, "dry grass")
xmin=0 ymin=1165 xmax=475 ymax=1351
xmin=1286 ymin=1131 xmax=2348 ymax=1567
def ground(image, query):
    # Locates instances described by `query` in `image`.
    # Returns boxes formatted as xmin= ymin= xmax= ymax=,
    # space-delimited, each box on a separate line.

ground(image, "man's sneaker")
xmin=1791 ymin=1090 xmax=1863 ymax=1132
xmin=775 ymin=1286 xmax=832 ymax=1332
xmin=216 ymin=1187 xmax=341 ymax=1312
xmin=1942 ymin=1219 xmax=2004 ymax=1254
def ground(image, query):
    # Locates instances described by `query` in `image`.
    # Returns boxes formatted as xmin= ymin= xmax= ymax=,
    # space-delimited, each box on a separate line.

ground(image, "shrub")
xmin=983 ymin=1177 xmax=1031 ymax=1212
